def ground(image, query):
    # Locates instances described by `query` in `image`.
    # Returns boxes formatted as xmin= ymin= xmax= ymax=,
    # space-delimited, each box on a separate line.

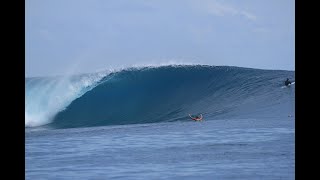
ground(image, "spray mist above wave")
xmin=25 ymin=71 xmax=108 ymax=127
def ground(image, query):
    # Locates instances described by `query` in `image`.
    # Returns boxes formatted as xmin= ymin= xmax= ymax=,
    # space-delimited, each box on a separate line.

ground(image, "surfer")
xmin=189 ymin=114 xmax=203 ymax=121
xmin=285 ymin=78 xmax=292 ymax=86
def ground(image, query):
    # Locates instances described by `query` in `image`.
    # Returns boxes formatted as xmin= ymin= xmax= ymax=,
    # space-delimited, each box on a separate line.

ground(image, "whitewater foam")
xmin=25 ymin=71 xmax=107 ymax=127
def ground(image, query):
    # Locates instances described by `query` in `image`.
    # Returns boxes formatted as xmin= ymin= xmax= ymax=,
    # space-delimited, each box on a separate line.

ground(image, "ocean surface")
xmin=25 ymin=65 xmax=295 ymax=179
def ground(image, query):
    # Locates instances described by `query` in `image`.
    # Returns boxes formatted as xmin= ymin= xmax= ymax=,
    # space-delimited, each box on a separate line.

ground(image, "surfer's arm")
xmin=189 ymin=114 xmax=196 ymax=120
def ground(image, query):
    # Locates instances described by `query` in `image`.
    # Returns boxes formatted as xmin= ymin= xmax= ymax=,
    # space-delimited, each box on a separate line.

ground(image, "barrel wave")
xmin=25 ymin=65 xmax=295 ymax=129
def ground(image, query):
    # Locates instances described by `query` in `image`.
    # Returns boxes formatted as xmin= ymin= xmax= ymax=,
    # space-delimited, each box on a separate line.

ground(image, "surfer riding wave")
xmin=285 ymin=78 xmax=292 ymax=86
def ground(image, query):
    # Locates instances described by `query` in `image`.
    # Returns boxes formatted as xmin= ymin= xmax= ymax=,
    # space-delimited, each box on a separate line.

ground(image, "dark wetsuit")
xmin=285 ymin=79 xmax=291 ymax=86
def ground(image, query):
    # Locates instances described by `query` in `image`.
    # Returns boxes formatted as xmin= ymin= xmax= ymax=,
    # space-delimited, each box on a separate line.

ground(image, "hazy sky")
xmin=26 ymin=0 xmax=294 ymax=77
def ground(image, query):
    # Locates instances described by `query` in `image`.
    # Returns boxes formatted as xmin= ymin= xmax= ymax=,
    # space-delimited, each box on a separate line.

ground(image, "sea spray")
xmin=25 ymin=71 xmax=107 ymax=127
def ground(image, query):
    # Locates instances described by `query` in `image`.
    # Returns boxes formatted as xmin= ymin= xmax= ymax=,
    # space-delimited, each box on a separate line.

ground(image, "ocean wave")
xmin=25 ymin=65 xmax=295 ymax=129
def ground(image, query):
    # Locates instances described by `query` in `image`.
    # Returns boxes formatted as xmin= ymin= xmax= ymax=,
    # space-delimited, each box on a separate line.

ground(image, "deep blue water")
xmin=26 ymin=117 xmax=294 ymax=179
xmin=25 ymin=65 xmax=295 ymax=179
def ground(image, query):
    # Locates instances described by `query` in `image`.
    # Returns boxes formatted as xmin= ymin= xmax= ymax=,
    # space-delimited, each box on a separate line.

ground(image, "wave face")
xmin=25 ymin=65 xmax=295 ymax=129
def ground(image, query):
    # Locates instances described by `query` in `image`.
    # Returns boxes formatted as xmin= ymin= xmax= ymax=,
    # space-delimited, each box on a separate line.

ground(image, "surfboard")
xmin=281 ymin=82 xmax=295 ymax=88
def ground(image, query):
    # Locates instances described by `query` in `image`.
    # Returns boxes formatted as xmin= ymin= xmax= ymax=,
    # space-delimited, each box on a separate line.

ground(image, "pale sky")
xmin=26 ymin=0 xmax=295 ymax=77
